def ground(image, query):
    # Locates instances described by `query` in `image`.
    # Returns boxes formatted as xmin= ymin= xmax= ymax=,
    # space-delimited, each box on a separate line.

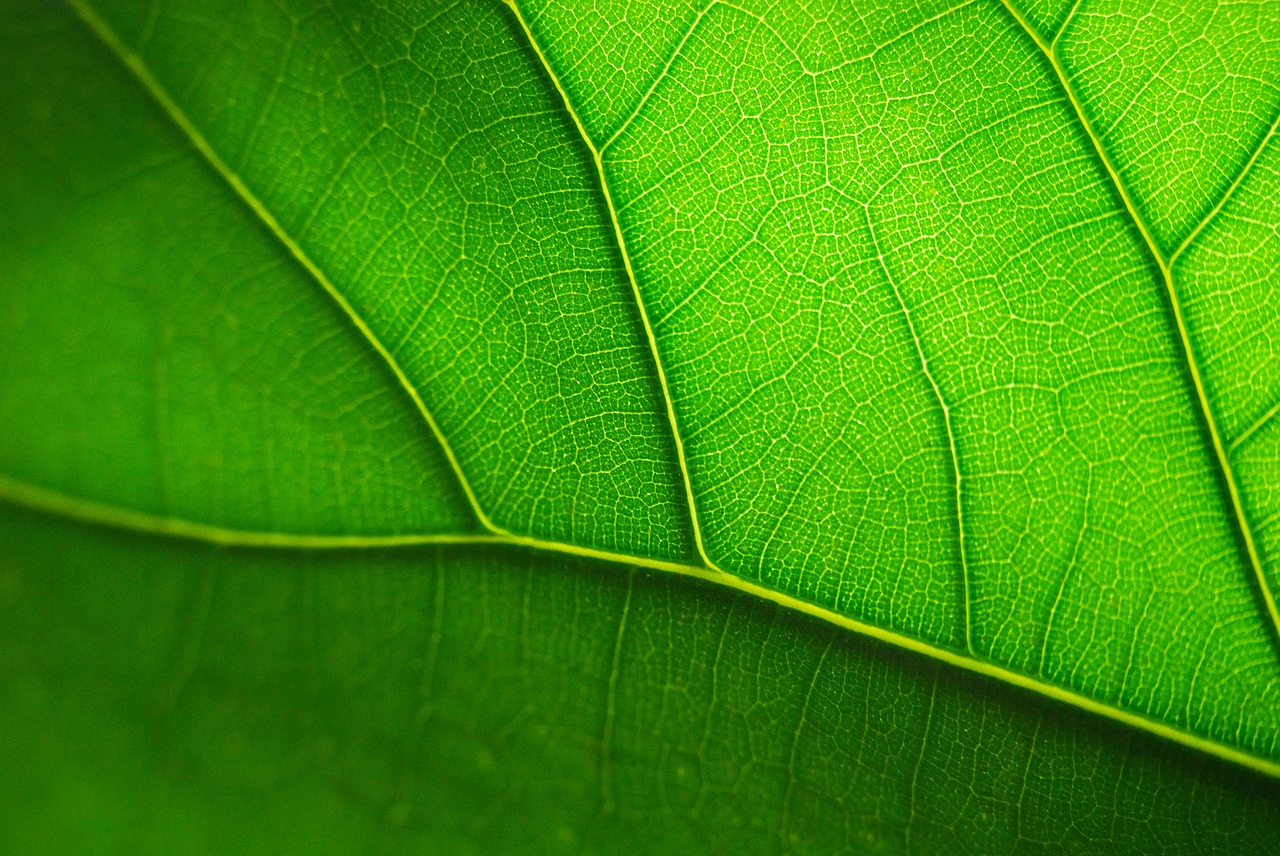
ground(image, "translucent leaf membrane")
xmin=1181 ymin=131 xmax=1280 ymax=596
xmin=1053 ymin=0 xmax=1280 ymax=254
xmin=3 ymin=0 xmax=1280 ymax=848
xmin=83 ymin=0 xmax=700 ymax=561
xmin=525 ymin=0 xmax=1280 ymax=758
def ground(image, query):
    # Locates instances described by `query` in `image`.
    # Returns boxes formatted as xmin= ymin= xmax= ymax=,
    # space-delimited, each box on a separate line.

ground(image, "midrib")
xmin=7 ymin=468 xmax=1280 ymax=780
xmin=13 ymin=0 xmax=1276 ymax=783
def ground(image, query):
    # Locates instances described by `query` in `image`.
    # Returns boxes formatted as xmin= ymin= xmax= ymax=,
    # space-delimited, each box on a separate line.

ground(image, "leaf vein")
xmin=68 ymin=0 xmax=497 ymax=535
xmin=5 ymin=474 xmax=1280 ymax=778
xmin=504 ymin=0 xmax=718 ymax=571
xmin=996 ymin=0 xmax=1280 ymax=660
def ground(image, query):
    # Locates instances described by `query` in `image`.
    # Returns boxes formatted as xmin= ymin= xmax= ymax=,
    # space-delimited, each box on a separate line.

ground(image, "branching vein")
xmin=866 ymin=208 xmax=974 ymax=653
xmin=504 ymin=0 xmax=719 ymax=572
xmin=29 ymin=0 xmax=1280 ymax=789
xmin=6 ymin=470 xmax=1279 ymax=780
xmin=996 ymin=0 xmax=1280 ymax=655
xmin=67 ymin=0 xmax=499 ymax=536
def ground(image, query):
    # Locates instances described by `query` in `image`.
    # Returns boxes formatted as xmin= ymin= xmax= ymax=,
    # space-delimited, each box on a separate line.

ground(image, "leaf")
xmin=1 ymin=0 xmax=1279 ymax=851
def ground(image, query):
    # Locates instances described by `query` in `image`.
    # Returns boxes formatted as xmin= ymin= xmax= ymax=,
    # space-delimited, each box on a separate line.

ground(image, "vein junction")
xmin=501 ymin=0 xmax=718 ymax=573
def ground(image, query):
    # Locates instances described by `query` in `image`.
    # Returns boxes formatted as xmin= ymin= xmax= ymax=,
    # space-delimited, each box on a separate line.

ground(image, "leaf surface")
xmin=2 ymin=0 xmax=1280 ymax=850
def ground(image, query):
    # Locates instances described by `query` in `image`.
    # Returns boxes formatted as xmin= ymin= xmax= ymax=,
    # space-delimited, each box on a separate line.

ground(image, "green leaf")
xmin=2 ymin=0 xmax=1279 ymax=851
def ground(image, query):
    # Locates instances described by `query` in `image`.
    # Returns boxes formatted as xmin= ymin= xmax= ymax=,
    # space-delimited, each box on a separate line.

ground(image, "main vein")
xmin=503 ymin=0 xmax=718 ymax=572
xmin=5 ymin=471 xmax=1280 ymax=780
xmin=996 ymin=0 xmax=1280 ymax=651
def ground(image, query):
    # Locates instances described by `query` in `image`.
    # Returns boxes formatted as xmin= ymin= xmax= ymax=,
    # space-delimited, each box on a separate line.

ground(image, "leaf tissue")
xmin=2 ymin=0 xmax=1280 ymax=852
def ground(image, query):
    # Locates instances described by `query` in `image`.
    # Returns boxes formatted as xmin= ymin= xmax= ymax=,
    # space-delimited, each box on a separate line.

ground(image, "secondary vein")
xmin=996 ymin=0 xmax=1280 ymax=656
xmin=1171 ymin=108 xmax=1280 ymax=265
xmin=1232 ymin=398 xmax=1280 ymax=455
xmin=866 ymin=207 xmax=974 ymax=653
xmin=67 ymin=0 xmax=497 ymax=537
xmin=503 ymin=0 xmax=719 ymax=572
xmin=42 ymin=0 xmax=1280 ymax=785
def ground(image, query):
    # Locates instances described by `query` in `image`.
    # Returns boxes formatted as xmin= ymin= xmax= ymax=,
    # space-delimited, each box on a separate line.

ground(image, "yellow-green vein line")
xmin=600 ymin=1 xmax=717 ymax=153
xmin=998 ymin=0 xmax=1280 ymax=654
xmin=0 ymin=475 xmax=703 ymax=574
xmin=1231 ymin=398 xmax=1280 ymax=456
xmin=1049 ymin=0 xmax=1083 ymax=49
xmin=37 ymin=0 xmax=1280 ymax=785
xmin=866 ymin=206 xmax=973 ymax=653
xmin=68 ymin=0 xmax=499 ymax=537
xmin=0 ymin=476 xmax=501 ymax=550
xmin=504 ymin=0 xmax=719 ymax=572
xmin=4 ymin=475 xmax=1280 ymax=780
xmin=1172 ymin=108 xmax=1280 ymax=264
